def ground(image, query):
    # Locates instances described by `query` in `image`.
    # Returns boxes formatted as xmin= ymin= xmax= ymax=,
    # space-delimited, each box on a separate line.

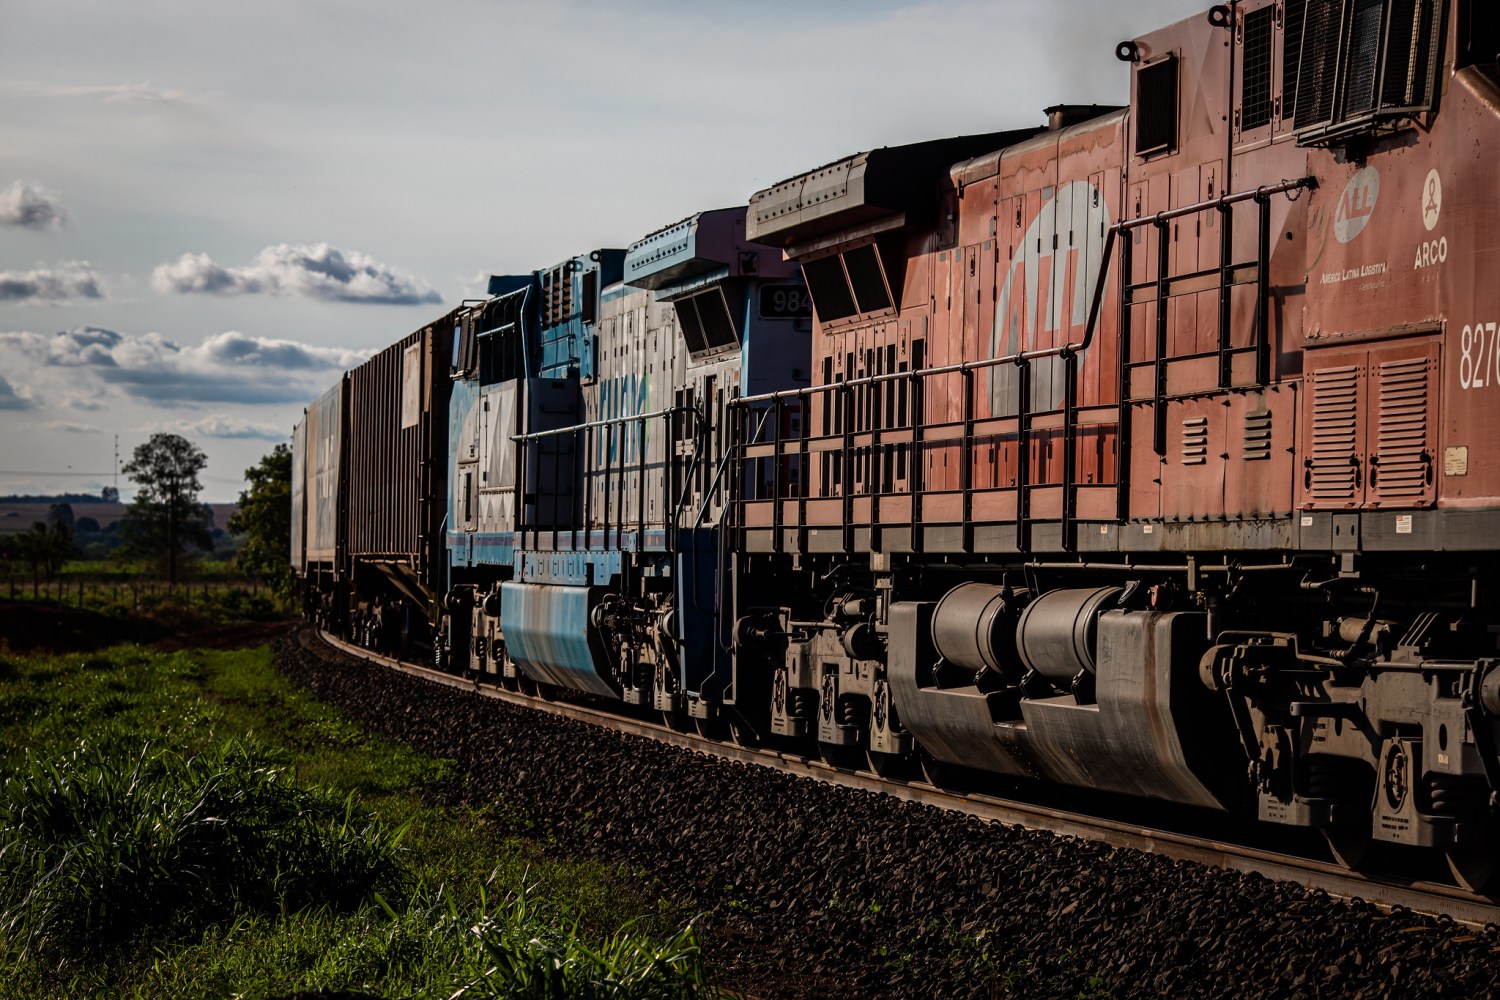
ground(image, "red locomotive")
xmin=729 ymin=1 xmax=1500 ymax=888
xmin=295 ymin=1 xmax=1500 ymax=891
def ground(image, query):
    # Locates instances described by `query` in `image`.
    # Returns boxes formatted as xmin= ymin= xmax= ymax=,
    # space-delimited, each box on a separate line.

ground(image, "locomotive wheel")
xmin=1446 ymin=841 xmax=1500 ymax=894
xmin=919 ymin=749 xmax=962 ymax=789
xmin=727 ymin=718 xmax=761 ymax=748
xmin=659 ymin=710 xmax=693 ymax=733
xmin=1321 ymin=819 xmax=1373 ymax=870
xmin=867 ymin=747 xmax=916 ymax=781
xmin=817 ymin=741 xmax=865 ymax=772
xmin=694 ymin=715 xmax=731 ymax=741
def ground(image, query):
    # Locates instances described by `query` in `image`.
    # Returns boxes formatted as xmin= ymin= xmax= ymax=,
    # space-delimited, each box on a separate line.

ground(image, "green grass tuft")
xmin=0 ymin=738 xmax=410 ymax=963
xmin=451 ymin=883 xmax=710 ymax=999
xmin=0 ymin=643 xmax=713 ymax=998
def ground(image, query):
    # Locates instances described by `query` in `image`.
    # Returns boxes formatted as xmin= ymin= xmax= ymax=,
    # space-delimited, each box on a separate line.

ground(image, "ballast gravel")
xmin=275 ymin=631 xmax=1500 ymax=999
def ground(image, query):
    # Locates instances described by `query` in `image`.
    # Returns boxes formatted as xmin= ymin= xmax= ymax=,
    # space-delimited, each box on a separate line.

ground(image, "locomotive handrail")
xmin=1114 ymin=175 xmax=1315 ymax=232
xmin=727 ymin=174 xmax=1318 ymax=553
xmin=731 ymin=175 xmax=1316 ymax=410
xmin=732 ymin=342 xmax=1079 ymax=407
xmin=512 ymin=403 xmax=698 ymax=557
xmin=510 ymin=404 xmax=695 ymax=442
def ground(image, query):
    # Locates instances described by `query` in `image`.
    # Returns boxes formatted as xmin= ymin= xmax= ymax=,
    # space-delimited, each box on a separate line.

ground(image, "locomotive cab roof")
xmin=747 ymin=129 xmax=1042 ymax=252
xmin=623 ymin=207 xmax=794 ymax=293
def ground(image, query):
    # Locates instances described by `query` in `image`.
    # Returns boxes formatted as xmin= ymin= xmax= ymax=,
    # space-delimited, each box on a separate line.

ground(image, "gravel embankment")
xmin=277 ymin=631 xmax=1500 ymax=999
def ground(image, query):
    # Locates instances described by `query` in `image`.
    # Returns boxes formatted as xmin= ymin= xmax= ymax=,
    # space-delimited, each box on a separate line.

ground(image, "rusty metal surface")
xmin=301 ymin=380 xmax=344 ymax=566
xmin=732 ymin=0 xmax=1498 ymax=553
xmin=345 ymin=316 xmax=455 ymax=593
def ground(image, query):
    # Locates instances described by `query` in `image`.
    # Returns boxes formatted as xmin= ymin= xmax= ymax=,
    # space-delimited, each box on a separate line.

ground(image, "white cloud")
xmin=0 ymin=261 xmax=102 ymax=303
xmin=6 ymin=325 xmax=368 ymax=404
xmin=11 ymin=80 xmax=189 ymax=104
xmin=33 ymin=420 xmax=100 ymax=434
xmin=0 ymin=375 xmax=33 ymax=410
xmin=149 ymin=414 xmax=288 ymax=441
xmin=0 ymin=181 xmax=68 ymax=230
xmin=153 ymin=243 xmax=442 ymax=305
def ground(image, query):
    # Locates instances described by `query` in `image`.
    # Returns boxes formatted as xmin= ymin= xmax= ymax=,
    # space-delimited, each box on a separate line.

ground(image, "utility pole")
xmin=168 ymin=479 xmax=178 ymax=590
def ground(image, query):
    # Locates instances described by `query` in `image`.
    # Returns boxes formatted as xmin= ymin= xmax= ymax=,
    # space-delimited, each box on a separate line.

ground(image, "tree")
xmin=120 ymin=433 xmax=213 ymax=587
xmin=228 ymin=443 xmax=293 ymax=597
xmin=46 ymin=503 xmax=74 ymax=531
xmin=6 ymin=521 xmax=72 ymax=592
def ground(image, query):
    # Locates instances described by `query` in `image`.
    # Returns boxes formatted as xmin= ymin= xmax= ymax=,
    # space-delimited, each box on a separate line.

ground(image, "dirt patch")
xmin=152 ymin=619 xmax=294 ymax=651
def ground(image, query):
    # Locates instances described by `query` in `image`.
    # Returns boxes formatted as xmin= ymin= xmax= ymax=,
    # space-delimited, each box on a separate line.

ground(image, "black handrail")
xmin=726 ymin=176 xmax=1317 ymax=546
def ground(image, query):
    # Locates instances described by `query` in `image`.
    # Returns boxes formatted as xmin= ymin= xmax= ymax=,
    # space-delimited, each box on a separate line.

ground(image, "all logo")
xmin=990 ymin=180 xmax=1113 ymax=414
xmin=1334 ymin=166 xmax=1380 ymax=243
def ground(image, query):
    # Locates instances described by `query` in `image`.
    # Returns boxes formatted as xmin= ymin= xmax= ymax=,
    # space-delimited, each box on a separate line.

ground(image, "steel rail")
xmin=313 ymin=629 xmax=1500 ymax=928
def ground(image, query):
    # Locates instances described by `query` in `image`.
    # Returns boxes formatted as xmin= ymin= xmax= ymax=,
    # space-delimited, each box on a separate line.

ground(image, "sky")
xmin=0 ymin=0 xmax=1207 ymax=502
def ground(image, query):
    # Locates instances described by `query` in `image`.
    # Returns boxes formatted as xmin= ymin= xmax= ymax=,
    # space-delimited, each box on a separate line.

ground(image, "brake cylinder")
xmin=931 ymin=582 xmax=1023 ymax=677
xmin=1016 ymin=586 xmax=1122 ymax=683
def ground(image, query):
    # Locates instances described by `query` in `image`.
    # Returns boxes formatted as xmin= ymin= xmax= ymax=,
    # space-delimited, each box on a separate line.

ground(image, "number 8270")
xmin=1460 ymin=322 xmax=1500 ymax=390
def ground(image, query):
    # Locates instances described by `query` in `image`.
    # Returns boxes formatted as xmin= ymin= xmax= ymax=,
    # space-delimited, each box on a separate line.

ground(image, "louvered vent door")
xmin=1367 ymin=341 xmax=1437 ymax=507
xmin=1300 ymin=337 xmax=1440 ymax=512
xmin=1303 ymin=355 xmax=1364 ymax=508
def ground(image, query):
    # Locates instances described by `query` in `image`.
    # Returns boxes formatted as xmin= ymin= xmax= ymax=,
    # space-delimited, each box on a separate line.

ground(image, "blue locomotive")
xmin=321 ymin=207 xmax=810 ymax=730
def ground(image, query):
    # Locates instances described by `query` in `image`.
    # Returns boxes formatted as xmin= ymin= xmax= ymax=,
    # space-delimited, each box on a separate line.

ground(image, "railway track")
xmin=315 ymin=629 xmax=1500 ymax=929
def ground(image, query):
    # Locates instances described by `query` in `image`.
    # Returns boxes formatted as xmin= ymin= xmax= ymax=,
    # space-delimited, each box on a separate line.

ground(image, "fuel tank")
xmin=499 ymin=581 xmax=618 ymax=698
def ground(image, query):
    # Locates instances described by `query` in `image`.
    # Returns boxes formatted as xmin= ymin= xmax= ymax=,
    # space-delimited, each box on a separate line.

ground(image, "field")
xmin=0 ymin=502 xmax=240 ymax=536
xmin=0 ymin=615 xmax=715 ymax=998
xmin=0 ymin=563 xmax=283 ymax=654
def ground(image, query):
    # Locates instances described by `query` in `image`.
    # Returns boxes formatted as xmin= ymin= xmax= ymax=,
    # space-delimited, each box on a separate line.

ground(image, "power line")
xmin=0 ymin=470 xmax=117 ymax=477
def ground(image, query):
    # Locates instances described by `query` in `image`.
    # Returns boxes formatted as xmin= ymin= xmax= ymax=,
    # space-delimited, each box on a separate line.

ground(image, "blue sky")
xmin=0 ymin=0 xmax=1205 ymax=501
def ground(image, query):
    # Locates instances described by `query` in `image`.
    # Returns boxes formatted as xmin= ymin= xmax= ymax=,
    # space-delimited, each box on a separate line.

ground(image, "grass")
xmin=0 ymin=739 xmax=410 ymax=960
xmin=0 ymin=641 xmax=712 ymax=998
xmin=0 ymin=553 xmax=286 ymax=633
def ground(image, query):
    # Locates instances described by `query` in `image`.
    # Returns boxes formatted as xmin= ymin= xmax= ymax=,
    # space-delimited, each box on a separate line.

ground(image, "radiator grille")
xmin=1371 ymin=356 xmax=1431 ymax=500
xmin=1343 ymin=0 xmax=1387 ymax=118
xmin=1243 ymin=409 xmax=1273 ymax=461
xmin=1294 ymin=0 xmax=1343 ymax=130
xmin=1241 ymin=6 xmax=1276 ymax=130
xmin=1181 ymin=416 xmax=1209 ymax=467
xmin=1284 ymin=0 xmax=1307 ymax=120
xmin=541 ymin=266 xmax=574 ymax=328
xmin=1307 ymin=363 xmax=1361 ymax=502
xmin=1382 ymin=0 xmax=1442 ymax=109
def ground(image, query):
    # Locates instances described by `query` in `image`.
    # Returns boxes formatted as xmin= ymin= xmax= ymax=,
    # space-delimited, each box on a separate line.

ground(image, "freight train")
xmin=293 ymin=1 xmax=1500 ymax=890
